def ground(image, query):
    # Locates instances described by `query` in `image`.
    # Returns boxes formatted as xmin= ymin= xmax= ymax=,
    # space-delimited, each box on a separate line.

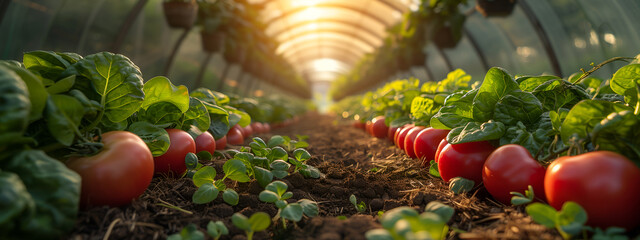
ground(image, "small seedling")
xmin=206 ymin=221 xmax=228 ymax=240
xmin=231 ymin=212 xmax=271 ymax=240
xmin=350 ymin=194 xmax=367 ymax=213
xmin=167 ymin=223 xmax=205 ymax=240
xmin=526 ymin=201 xmax=588 ymax=240
xmin=448 ymin=177 xmax=474 ymax=194
xmin=510 ymin=185 xmax=535 ymax=206
xmin=428 ymin=160 xmax=440 ymax=178
xmin=258 ymin=181 xmax=319 ymax=228
xmin=365 ymin=201 xmax=454 ymax=240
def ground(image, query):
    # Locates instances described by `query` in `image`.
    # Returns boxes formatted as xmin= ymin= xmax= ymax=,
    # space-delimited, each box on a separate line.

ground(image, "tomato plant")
xmin=353 ymin=121 xmax=365 ymax=130
xmin=482 ymin=144 xmax=546 ymax=204
xmin=227 ymin=125 xmax=245 ymax=145
xmin=154 ymin=129 xmax=196 ymax=175
xmin=403 ymin=126 xmax=426 ymax=158
xmin=371 ymin=116 xmax=389 ymax=139
xmin=414 ymin=128 xmax=449 ymax=165
xmin=66 ymin=131 xmax=154 ymax=207
xmin=195 ymin=131 xmax=216 ymax=155
xmin=545 ymin=151 xmax=640 ymax=229
xmin=438 ymin=141 xmax=495 ymax=183
xmin=216 ymin=135 xmax=227 ymax=150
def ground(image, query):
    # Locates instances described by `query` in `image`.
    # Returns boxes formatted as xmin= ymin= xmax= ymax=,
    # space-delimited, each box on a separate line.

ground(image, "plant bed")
xmin=65 ymin=113 xmax=568 ymax=239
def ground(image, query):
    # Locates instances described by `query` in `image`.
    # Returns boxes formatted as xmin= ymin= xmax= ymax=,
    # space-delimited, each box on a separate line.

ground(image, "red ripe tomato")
xmin=226 ymin=125 xmax=244 ymax=145
xmin=154 ymin=129 xmax=196 ymax=176
xmin=545 ymin=151 xmax=640 ymax=229
xmin=482 ymin=144 xmax=546 ymax=205
xmin=242 ymin=124 xmax=253 ymax=137
xmin=388 ymin=126 xmax=399 ymax=143
xmin=195 ymin=131 xmax=216 ymax=155
xmin=263 ymin=123 xmax=271 ymax=133
xmin=438 ymin=141 xmax=495 ymax=183
xmin=365 ymin=121 xmax=374 ymax=136
xmin=433 ymin=138 xmax=448 ymax=164
xmin=251 ymin=122 xmax=263 ymax=134
xmin=353 ymin=121 xmax=365 ymax=130
xmin=403 ymin=126 xmax=426 ymax=158
xmin=414 ymin=128 xmax=449 ymax=165
xmin=395 ymin=126 xmax=413 ymax=150
xmin=371 ymin=116 xmax=389 ymax=139
xmin=215 ymin=135 xmax=227 ymax=150
xmin=66 ymin=131 xmax=154 ymax=208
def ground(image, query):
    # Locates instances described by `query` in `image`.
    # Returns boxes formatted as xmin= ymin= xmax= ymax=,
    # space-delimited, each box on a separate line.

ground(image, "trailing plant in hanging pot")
xmin=197 ymin=0 xmax=231 ymax=53
xmin=476 ymin=0 xmax=516 ymax=17
xmin=163 ymin=0 xmax=199 ymax=29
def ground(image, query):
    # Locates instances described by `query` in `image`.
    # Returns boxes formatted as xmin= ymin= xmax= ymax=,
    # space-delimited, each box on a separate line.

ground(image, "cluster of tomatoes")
xmin=65 ymin=121 xmax=273 ymax=209
xmin=354 ymin=117 xmax=640 ymax=230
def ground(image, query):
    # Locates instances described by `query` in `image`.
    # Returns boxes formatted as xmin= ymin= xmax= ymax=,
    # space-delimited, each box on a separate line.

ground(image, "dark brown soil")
xmin=65 ymin=113 xmax=572 ymax=239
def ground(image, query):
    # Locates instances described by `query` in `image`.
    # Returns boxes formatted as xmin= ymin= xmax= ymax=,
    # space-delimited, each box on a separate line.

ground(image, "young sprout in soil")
xmin=350 ymin=194 xmax=367 ymax=213
xmin=258 ymin=181 xmax=319 ymax=228
xmin=510 ymin=185 xmax=535 ymax=206
xmin=206 ymin=220 xmax=228 ymax=240
xmin=365 ymin=201 xmax=454 ymax=240
xmin=231 ymin=212 xmax=271 ymax=240
xmin=167 ymin=223 xmax=204 ymax=240
xmin=448 ymin=177 xmax=474 ymax=194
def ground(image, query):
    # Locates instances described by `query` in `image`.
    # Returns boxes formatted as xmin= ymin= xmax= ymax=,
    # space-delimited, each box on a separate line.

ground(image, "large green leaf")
xmin=591 ymin=111 xmax=640 ymax=165
xmin=70 ymin=52 xmax=144 ymax=122
xmin=493 ymin=91 xmax=543 ymax=125
xmin=192 ymin=183 xmax=219 ymax=204
xmin=136 ymin=102 xmax=184 ymax=127
xmin=23 ymin=51 xmax=72 ymax=80
xmin=430 ymin=90 xmax=476 ymax=129
xmin=128 ymin=122 xmax=170 ymax=157
xmin=0 ymin=66 xmax=30 ymax=140
xmin=142 ymin=76 xmax=189 ymax=113
xmin=473 ymin=67 xmax=520 ymax=122
xmin=0 ymin=62 xmax=48 ymax=122
xmin=560 ymin=100 xmax=632 ymax=145
xmin=610 ymin=64 xmax=640 ymax=109
xmin=281 ymin=203 xmax=303 ymax=222
xmin=222 ymin=159 xmax=250 ymax=182
xmin=182 ymin=98 xmax=211 ymax=133
xmin=447 ymin=121 xmax=505 ymax=144
xmin=44 ymin=94 xmax=85 ymax=146
xmin=1 ymin=150 xmax=80 ymax=239
xmin=0 ymin=171 xmax=35 ymax=235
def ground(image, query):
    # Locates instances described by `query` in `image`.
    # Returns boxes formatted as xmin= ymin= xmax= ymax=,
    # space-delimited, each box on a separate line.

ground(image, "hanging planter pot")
xmin=476 ymin=0 xmax=516 ymax=17
xmin=200 ymin=32 xmax=225 ymax=53
xmin=432 ymin=13 xmax=465 ymax=49
xmin=225 ymin=47 xmax=247 ymax=64
xmin=162 ymin=1 xmax=198 ymax=29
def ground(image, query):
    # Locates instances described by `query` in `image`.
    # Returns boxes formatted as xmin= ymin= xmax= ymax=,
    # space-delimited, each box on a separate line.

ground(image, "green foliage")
xmin=259 ymin=181 xmax=319 ymax=227
xmin=206 ymin=221 xmax=229 ymax=240
xmin=232 ymin=212 xmax=271 ymax=240
xmin=350 ymin=194 xmax=367 ymax=213
xmin=448 ymin=177 xmax=474 ymax=194
xmin=526 ymin=202 xmax=588 ymax=239
xmin=510 ymin=185 xmax=535 ymax=206
xmin=365 ymin=202 xmax=455 ymax=240
xmin=167 ymin=223 xmax=205 ymax=240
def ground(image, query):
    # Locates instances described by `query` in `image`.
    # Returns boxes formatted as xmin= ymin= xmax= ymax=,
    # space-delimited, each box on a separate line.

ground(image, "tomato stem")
xmin=571 ymin=57 xmax=634 ymax=86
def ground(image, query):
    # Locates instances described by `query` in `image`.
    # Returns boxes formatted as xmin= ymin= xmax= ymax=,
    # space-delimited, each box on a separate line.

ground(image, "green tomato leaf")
xmin=473 ymin=67 xmax=520 ymax=122
xmin=493 ymin=91 xmax=543 ymax=125
xmin=248 ymin=212 xmax=271 ymax=231
xmin=591 ymin=111 xmax=640 ymax=163
xmin=46 ymin=75 xmax=75 ymax=95
xmin=207 ymin=106 xmax=231 ymax=140
xmin=610 ymin=64 xmax=640 ymax=109
xmin=499 ymin=119 xmax=553 ymax=158
xmin=0 ymin=171 xmax=35 ymax=234
xmin=448 ymin=177 xmax=475 ymax=194
xmin=231 ymin=213 xmax=250 ymax=231
xmin=516 ymin=75 xmax=560 ymax=92
xmin=253 ymin=166 xmax=274 ymax=188
xmin=191 ymin=88 xmax=229 ymax=105
xmin=142 ymin=76 xmax=189 ymax=113
xmin=428 ymin=160 xmax=441 ymax=178
xmin=268 ymin=135 xmax=285 ymax=148
xmin=252 ymin=137 xmax=267 ymax=148
xmin=45 ymin=94 xmax=85 ymax=146
xmin=448 ymin=121 xmax=505 ymax=145
xmin=69 ymin=52 xmax=144 ymax=123
xmin=127 ymin=122 xmax=170 ymax=157
xmin=222 ymin=159 xmax=250 ymax=182
xmin=298 ymin=199 xmax=319 ymax=217
xmin=226 ymin=107 xmax=251 ymax=127
xmin=222 ymin=189 xmax=239 ymax=206
xmin=293 ymin=148 xmax=311 ymax=162
xmin=556 ymin=201 xmax=587 ymax=237
xmin=525 ymin=203 xmax=557 ymax=228
xmin=430 ymin=89 xmax=477 ymax=129
xmin=267 ymin=147 xmax=288 ymax=161
xmin=192 ymin=183 xmax=219 ymax=204
xmin=531 ymin=79 xmax=589 ymax=112
xmin=411 ymin=96 xmax=438 ymax=121
xmin=281 ymin=203 xmax=303 ymax=222
xmin=182 ymin=98 xmax=211 ymax=133
xmin=192 ymin=166 xmax=216 ymax=188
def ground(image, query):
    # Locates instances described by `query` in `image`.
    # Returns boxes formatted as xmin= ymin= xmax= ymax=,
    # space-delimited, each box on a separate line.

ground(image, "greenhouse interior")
xmin=1 ymin=0 xmax=639 ymax=239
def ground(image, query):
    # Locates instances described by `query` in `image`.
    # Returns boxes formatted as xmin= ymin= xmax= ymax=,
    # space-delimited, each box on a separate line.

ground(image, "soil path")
xmin=67 ymin=113 xmax=561 ymax=240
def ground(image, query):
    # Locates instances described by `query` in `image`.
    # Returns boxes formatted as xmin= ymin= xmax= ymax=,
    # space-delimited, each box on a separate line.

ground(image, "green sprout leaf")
xmin=293 ymin=148 xmax=311 ymax=162
xmin=185 ymin=152 xmax=199 ymax=171
xmin=192 ymin=183 xmax=219 ymax=204
xmin=448 ymin=177 xmax=474 ymax=194
xmin=268 ymin=135 xmax=285 ymax=148
xmin=298 ymin=199 xmax=319 ymax=217
xmin=510 ymin=185 xmax=535 ymax=206
xmin=525 ymin=203 xmax=557 ymax=228
xmin=222 ymin=189 xmax=239 ymax=206
xmin=192 ymin=166 xmax=216 ymax=187
xmin=281 ymin=203 xmax=303 ymax=222
xmin=206 ymin=221 xmax=228 ymax=240
xmin=223 ymin=159 xmax=250 ymax=182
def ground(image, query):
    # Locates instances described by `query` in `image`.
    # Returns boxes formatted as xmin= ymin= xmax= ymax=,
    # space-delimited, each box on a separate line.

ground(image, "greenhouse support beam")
xmin=0 ymin=0 xmax=11 ymax=26
xmin=111 ymin=0 xmax=149 ymax=52
xmin=435 ymin=47 xmax=454 ymax=72
xmin=218 ymin=61 xmax=230 ymax=88
xmin=163 ymin=28 xmax=191 ymax=76
xmin=518 ymin=0 xmax=562 ymax=76
xmin=463 ymin=28 xmax=490 ymax=71
xmin=194 ymin=52 xmax=213 ymax=89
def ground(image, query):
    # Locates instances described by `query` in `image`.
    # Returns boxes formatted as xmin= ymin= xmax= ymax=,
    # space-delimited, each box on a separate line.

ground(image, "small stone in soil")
xmin=212 ymin=204 xmax=234 ymax=218
xmin=370 ymin=198 xmax=384 ymax=211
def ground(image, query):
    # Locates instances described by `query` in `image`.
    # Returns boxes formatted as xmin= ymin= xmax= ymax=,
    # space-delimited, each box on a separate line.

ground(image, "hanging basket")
xmin=476 ymin=0 xmax=516 ymax=17
xmin=162 ymin=1 xmax=198 ymax=29
xmin=433 ymin=26 xmax=460 ymax=49
xmin=200 ymin=32 xmax=225 ymax=53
